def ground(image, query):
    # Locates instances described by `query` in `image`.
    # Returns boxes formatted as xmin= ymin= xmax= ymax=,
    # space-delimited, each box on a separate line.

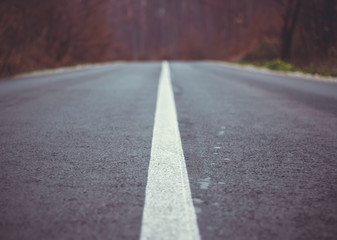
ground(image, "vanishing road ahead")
xmin=1 ymin=62 xmax=337 ymax=240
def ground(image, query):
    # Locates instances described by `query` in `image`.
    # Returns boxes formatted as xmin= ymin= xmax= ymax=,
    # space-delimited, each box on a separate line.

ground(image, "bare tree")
xmin=276 ymin=0 xmax=303 ymax=61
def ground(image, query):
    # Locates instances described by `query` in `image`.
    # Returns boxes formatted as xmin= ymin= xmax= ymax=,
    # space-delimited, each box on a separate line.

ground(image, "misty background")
xmin=1 ymin=0 xmax=336 ymax=77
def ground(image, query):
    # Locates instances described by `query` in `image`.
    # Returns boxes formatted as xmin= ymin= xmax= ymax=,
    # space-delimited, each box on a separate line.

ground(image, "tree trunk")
xmin=280 ymin=0 xmax=302 ymax=61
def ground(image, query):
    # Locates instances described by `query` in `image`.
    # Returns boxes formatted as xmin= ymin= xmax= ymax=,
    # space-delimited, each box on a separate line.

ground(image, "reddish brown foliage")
xmin=0 ymin=0 xmax=336 ymax=77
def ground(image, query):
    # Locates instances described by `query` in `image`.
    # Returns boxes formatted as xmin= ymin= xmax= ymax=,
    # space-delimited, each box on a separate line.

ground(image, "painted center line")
xmin=140 ymin=61 xmax=200 ymax=240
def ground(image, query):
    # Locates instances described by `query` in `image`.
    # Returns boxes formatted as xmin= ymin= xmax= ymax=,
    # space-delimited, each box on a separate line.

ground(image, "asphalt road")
xmin=1 ymin=62 xmax=337 ymax=240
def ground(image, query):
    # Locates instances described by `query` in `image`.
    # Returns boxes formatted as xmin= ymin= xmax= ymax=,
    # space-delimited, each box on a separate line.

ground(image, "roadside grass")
xmin=9 ymin=62 xmax=118 ymax=79
xmin=238 ymin=59 xmax=337 ymax=78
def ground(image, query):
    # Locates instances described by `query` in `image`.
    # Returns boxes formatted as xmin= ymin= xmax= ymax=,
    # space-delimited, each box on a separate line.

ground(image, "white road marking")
xmin=140 ymin=61 xmax=200 ymax=240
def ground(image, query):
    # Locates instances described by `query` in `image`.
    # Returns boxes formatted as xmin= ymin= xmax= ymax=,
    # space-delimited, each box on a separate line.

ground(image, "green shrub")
xmin=264 ymin=59 xmax=296 ymax=72
xmin=302 ymin=66 xmax=337 ymax=77
xmin=236 ymin=59 xmax=337 ymax=77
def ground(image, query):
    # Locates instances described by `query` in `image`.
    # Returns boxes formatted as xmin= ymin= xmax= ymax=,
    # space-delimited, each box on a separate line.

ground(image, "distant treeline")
xmin=1 ymin=0 xmax=336 ymax=77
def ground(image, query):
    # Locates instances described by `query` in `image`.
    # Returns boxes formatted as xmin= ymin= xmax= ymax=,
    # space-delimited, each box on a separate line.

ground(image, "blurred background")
xmin=1 ymin=0 xmax=336 ymax=77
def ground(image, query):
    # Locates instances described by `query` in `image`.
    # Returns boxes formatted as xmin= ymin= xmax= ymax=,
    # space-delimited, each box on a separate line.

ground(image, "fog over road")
xmin=1 ymin=62 xmax=337 ymax=240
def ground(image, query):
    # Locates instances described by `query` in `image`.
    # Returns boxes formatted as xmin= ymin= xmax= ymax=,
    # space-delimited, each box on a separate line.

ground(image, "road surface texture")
xmin=0 ymin=62 xmax=336 ymax=240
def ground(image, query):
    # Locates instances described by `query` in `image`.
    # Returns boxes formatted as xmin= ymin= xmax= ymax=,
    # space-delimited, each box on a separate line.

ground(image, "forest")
xmin=1 ymin=0 xmax=336 ymax=77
